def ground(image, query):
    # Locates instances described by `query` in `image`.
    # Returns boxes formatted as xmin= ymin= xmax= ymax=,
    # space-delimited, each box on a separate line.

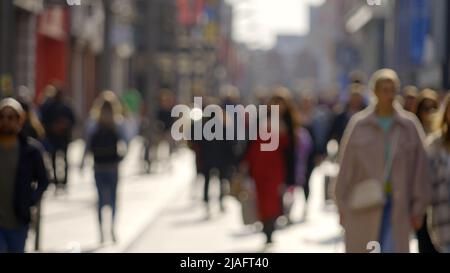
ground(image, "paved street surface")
xmin=27 ymin=138 xmax=418 ymax=253
xmin=127 ymin=163 xmax=342 ymax=253
xmin=26 ymin=138 xmax=196 ymax=253
xmin=127 ymin=161 xmax=419 ymax=253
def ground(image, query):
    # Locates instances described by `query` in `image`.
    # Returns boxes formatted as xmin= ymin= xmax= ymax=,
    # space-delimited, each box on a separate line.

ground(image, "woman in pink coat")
xmin=335 ymin=69 xmax=431 ymax=253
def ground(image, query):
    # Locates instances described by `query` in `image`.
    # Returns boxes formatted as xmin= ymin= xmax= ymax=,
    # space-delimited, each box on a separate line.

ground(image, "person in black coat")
xmin=328 ymin=83 xmax=367 ymax=144
xmin=40 ymin=85 xmax=76 ymax=193
xmin=195 ymin=110 xmax=237 ymax=217
xmin=0 ymin=98 xmax=49 ymax=253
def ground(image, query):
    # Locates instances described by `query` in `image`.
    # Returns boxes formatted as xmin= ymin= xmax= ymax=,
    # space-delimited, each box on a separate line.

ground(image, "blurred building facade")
xmin=0 ymin=0 xmax=238 ymax=130
xmin=341 ymin=0 xmax=450 ymax=91
xmin=0 ymin=0 xmax=44 ymax=98
xmin=235 ymin=0 xmax=450 ymax=101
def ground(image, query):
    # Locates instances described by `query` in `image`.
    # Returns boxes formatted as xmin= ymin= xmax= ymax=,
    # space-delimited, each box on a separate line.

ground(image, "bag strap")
xmin=383 ymin=128 xmax=400 ymax=182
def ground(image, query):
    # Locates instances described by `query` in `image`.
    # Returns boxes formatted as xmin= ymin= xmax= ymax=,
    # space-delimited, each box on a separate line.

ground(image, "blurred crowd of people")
xmin=0 ymin=82 xmax=181 ymax=253
xmin=187 ymin=69 xmax=450 ymax=253
xmin=1 ymin=67 xmax=450 ymax=253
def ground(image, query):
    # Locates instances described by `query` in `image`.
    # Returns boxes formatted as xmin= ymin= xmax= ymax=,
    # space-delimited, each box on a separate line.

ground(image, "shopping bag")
xmin=238 ymin=177 xmax=258 ymax=226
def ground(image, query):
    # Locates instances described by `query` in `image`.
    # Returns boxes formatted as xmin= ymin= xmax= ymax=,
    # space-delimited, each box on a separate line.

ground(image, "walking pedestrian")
xmin=193 ymin=97 xmax=236 ymax=217
xmin=299 ymin=92 xmax=333 ymax=219
xmin=427 ymin=94 xmax=450 ymax=253
xmin=81 ymin=91 xmax=127 ymax=244
xmin=0 ymin=98 xmax=49 ymax=253
xmin=241 ymin=90 xmax=297 ymax=245
xmin=335 ymin=69 xmax=431 ymax=253
xmin=413 ymin=88 xmax=440 ymax=253
xmin=40 ymin=84 xmax=76 ymax=194
xmin=289 ymin=125 xmax=312 ymax=222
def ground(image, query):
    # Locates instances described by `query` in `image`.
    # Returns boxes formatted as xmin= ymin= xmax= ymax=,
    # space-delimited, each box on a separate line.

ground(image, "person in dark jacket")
xmin=328 ymin=83 xmax=366 ymax=144
xmin=0 ymin=98 xmax=49 ymax=253
xmin=40 ymin=84 xmax=76 ymax=193
xmin=194 ymin=99 xmax=237 ymax=218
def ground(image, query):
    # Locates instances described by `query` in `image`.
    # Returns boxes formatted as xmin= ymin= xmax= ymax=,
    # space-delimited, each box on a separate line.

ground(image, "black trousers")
xmin=203 ymin=169 xmax=227 ymax=204
xmin=262 ymin=218 xmax=277 ymax=243
xmin=303 ymin=160 xmax=314 ymax=201
xmin=416 ymin=215 xmax=438 ymax=253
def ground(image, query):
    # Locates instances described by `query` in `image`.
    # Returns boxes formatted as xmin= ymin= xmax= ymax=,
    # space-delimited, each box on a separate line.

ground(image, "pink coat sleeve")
xmin=334 ymin=117 xmax=357 ymax=213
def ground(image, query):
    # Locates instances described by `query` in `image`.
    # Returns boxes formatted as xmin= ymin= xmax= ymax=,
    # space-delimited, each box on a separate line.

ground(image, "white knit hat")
xmin=0 ymin=97 xmax=25 ymax=117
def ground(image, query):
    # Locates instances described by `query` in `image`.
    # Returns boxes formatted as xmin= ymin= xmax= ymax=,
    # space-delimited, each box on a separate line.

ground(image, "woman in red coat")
xmin=243 ymin=90 xmax=298 ymax=245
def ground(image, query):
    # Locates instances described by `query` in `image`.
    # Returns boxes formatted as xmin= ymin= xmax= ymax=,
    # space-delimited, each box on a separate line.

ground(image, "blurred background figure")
xmin=335 ymin=69 xmax=431 ymax=253
xmin=142 ymin=89 xmax=177 ymax=173
xmin=16 ymin=86 xmax=46 ymax=142
xmin=403 ymin=86 xmax=419 ymax=114
xmin=297 ymin=92 xmax=316 ymax=220
xmin=140 ymin=115 xmax=154 ymax=174
xmin=221 ymin=85 xmax=248 ymax=176
xmin=270 ymin=88 xmax=298 ymax=225
xmin=241 ymin=89 xmax=297 ymax=246
xmin=298 ymin=91 xmax=334 ymax=219
xmin=427 ymin=94 xmax=450 ymax=253
xmin=413 ymin=88 xmax=440 ymax=253
xmin=36 ymin=85 xmax=57 ymax=115
xmin=39 ymin=83 xmax=76 ymax=195
xmin=291 ymin=118 xmax=313 ymax=222
xmin=81 ymin=91 xmax=128 ymax=245
xmin=415 ymin=89 xmax=440 ymax=136
xmin=191 ymin=97 xmax=236 ymax=218
xmin=157 ymin=89 xmax=177 ymax=153
xmin=121 ymin=88 xmax=143 ymax=142
xmin=328 ymin=83 xmax=367 ymax=145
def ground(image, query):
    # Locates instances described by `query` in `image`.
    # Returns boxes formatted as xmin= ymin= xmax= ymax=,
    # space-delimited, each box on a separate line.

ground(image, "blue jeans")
xmin=0 ymin=226 xmax=29 ymax=253
xmin=379 ymin=196 xmax=395 ymax=253
xmin=94 ymin=169 xmax=119 ymax=225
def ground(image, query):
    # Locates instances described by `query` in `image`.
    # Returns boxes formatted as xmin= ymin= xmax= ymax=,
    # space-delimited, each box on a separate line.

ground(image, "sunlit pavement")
xmin=128 ymin=162 xmax=417 ymax=253
xmin=126 ymin=161 xmax=342 ymax=253
xmin=27 ymin=139 xmax=418 ymax=253
xmin=27 ymin=138 xmax=196 ymax=253
xmin=127 ymin=161 xmax=419 ymax=253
